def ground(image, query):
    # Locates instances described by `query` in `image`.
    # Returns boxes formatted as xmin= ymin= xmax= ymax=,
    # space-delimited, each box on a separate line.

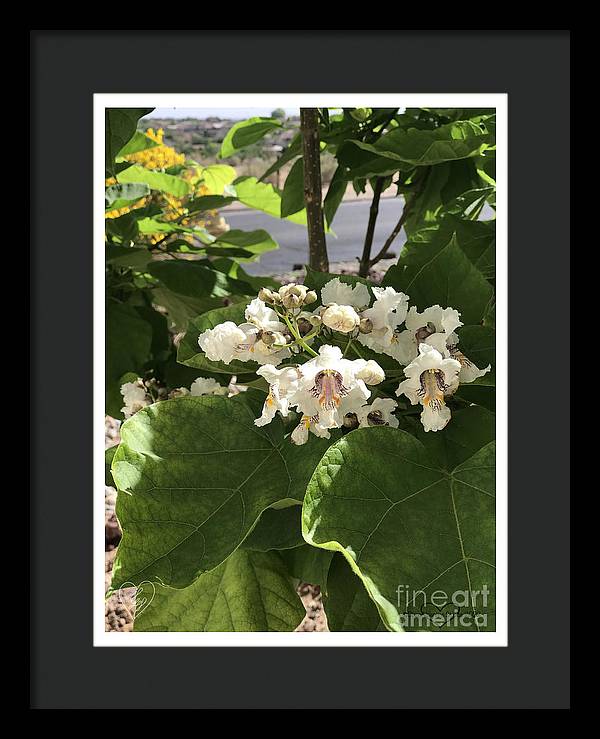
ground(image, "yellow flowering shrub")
xmin=124 ymin=128 xmax=185 ymax=170
xmin=105 ymin=131 xmax=228 ymax=242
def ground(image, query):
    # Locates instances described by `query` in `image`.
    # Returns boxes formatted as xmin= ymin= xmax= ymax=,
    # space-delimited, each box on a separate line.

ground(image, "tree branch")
xmin=300 ymin=108 xmax=329 ymax=272
xmin=368 ymin=168 xmax=430 ymax=269
xmin=358 ymin=177 xmax=384 ymax=277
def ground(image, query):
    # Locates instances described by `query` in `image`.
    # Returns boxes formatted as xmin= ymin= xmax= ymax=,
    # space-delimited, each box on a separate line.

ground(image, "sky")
xmin=143 ymin=107 xmax=300 ymax=120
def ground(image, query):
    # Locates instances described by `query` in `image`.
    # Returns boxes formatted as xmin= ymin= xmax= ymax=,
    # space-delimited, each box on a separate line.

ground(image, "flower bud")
xmin=343 ymin=412 xmax=359 ymax=429
xmin=297 ymin=317 xmax=312 ymax=336
xmin=303 ymin=290 xmax=318 ymax=305
xmin=309 ymin=314 xmax=322 ymax=327
xmin=359 ymin=317 xmax=373 ymax=334
xmin=321 ymin=303 xmax=360 ymax=334
xmin=357 ymin=360 xmax=385 ymax=385
xmin=260 ymin=330 xmax=277 ymax=346
xmin=258 ymin=288 xmax=275 ymax=303
xmin=367 ymin=410 xmax=388 ymax=427
xmin=282 ymin=293 xmax=303 ymax=309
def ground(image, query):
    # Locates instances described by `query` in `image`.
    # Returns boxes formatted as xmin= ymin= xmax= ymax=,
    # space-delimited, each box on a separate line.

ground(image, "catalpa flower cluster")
xmin=197 ymin=278 xmax=490 ymax=442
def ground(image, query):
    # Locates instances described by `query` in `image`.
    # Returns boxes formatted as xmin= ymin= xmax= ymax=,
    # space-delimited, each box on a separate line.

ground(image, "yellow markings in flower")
xmin=310 ymin=369 xmax=349 ymax=410
xmin=448 ymin=345 xmax=474 ymax=369
xmin=418 ymin=369 xmax=448 ymax=412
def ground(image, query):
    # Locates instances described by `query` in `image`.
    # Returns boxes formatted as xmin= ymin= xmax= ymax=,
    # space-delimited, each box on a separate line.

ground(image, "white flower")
xmin=356 ymin=359 xmax=386 ymax=385
xmin=244 ymin=298 xmax=285 ymax=332
xmin=394 ymin=305 xmax=463 ymax=365
xmin=321 ymin=277 xmax=371 ymax=310
xmin=120 ymin=380 xmax=150 ymax=419
xmin=290 ymin=414 xmax=331 ymax=445
xmin=356 ymin=286 xmax=410 ymax=361
xmin=254 ymin=365 xmax=301 ymax=427
xmin=289 ymin=344 xmax=373 ymax=429
xmin=190 ymin=377 xmax=228 ymax=396
xmin=321 ymin=303 xmax=361 ymax=334
xmin=357 ymin=397 xmax=399 ymax=428
xmin=396 ymin=343 xmax=461 ymax=432
xmin=198 ymin=321 xmax=248 ymax=364
xmin=198 ymin=320 xmax=290 ymax=367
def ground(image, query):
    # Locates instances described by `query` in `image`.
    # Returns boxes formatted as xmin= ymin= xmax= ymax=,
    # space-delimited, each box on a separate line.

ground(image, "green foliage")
xmin=134 ymin=549 xmax=304 ymax=632
xmin=105 ymin=108 xmax=153 ymax=176
xmin=303 ymin=407 xmax=495 ymax=632
xmin=325 ymin=555 xmax=385 ymax=631
xmin=280 ymin=157 xmax=305 ymax=217
xmin=105 ymin=106 xmax=497 ymax=634
xmin=117 ymin=165 xmax=191 ymax=197
xmin=219 ymin=117 xmax=283 ymax=159
xmin=110 ymin=392 xmax=337 ymax=590
xmin=383 ymin=229 xmax=493 ymax=325
xmin=106 ymin=302 xmax=153 ymax=418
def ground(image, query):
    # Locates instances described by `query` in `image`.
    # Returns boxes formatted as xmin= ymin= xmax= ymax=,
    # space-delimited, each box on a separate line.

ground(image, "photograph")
xmin=99 ymin=96 xmax=505 ymax=642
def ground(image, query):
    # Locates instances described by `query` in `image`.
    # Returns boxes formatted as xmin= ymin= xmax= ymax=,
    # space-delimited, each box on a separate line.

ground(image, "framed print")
xmin=31 ymin=30 xmax=570 ymax=710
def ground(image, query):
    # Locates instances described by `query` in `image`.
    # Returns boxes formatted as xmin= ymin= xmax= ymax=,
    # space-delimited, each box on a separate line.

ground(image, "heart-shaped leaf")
xmin=134 ymin=549 xmax=304 ymax=632
xmin=111 ymin=392 xmax=337 ymax=590
xmin=383 ymin=229 xmax=493 ymax=325
xmin=302 ymin=406 xmax=495 ymax=632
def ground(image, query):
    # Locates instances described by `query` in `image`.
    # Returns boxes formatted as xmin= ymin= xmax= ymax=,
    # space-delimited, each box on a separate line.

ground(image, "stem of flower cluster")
xmin=280 ymin=311 xmax=319 ymax=357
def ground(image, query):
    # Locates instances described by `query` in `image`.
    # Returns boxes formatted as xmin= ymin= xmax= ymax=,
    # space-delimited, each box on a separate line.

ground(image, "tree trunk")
xmin=300 ymin=108 xmax=329 ymax=272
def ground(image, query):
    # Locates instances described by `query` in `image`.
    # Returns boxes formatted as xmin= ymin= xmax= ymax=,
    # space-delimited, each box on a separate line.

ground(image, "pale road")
xmin=226 ymin=197 xmax=407 ymax=276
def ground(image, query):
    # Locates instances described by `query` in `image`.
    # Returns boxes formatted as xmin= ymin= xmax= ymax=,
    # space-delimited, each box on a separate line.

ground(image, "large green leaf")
xmin=111 ymin=392 xmax=336 ymax=590
xmin=187 ymin=195 xmax=237 ymax=214
xmin=302 ymin=407 xmax=496 ymax=632
xmin=117 ymin=165 xmax=191 ymax=197
xmin=280 ymin=546 xmax=334 ymax=591
xmin=281 ymin=157 xmax=305 ymax=217
xmin=198 ymin=164 xmax=237 ymax=195
xmin=445 ymin=216 xmax=495 ymax=280
xmin=147 ymin=260 xmax=251 ymax=301
xmin=117 ymin=130 xmax=159 ymax=158
xmin=383 ymin=229 xmax=493 ymax=325
xmin=325 ymin=554 xmax=386 ymax=631
xmin=241 ymin=505 xmax=305 ymax=552
xmin=105 ymin=108 xmax=153 ymax=176
xmin=232 ymin=177 xmax=308 ymax=226
xmin=323 ymin=166 xmax=348 ymax=227
xmin=152 ymin=289 xmax=232 ymax=333
xmin=213 ymin=229 xmax=279 ymax=262
xmin=134 ymin=549 xmax=304 ymax=632
xmin=219 ymin=117 xmax=282 ymax=159
xmin=106 ymin=302 xmax=153 ymax=418
xmin=348 ymin=120 xmax=492 ymax=167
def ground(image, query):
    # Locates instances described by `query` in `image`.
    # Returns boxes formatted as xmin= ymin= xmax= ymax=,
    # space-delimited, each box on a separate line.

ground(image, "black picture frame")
xmin=30 ymin=30 xmax=570 ymax=710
